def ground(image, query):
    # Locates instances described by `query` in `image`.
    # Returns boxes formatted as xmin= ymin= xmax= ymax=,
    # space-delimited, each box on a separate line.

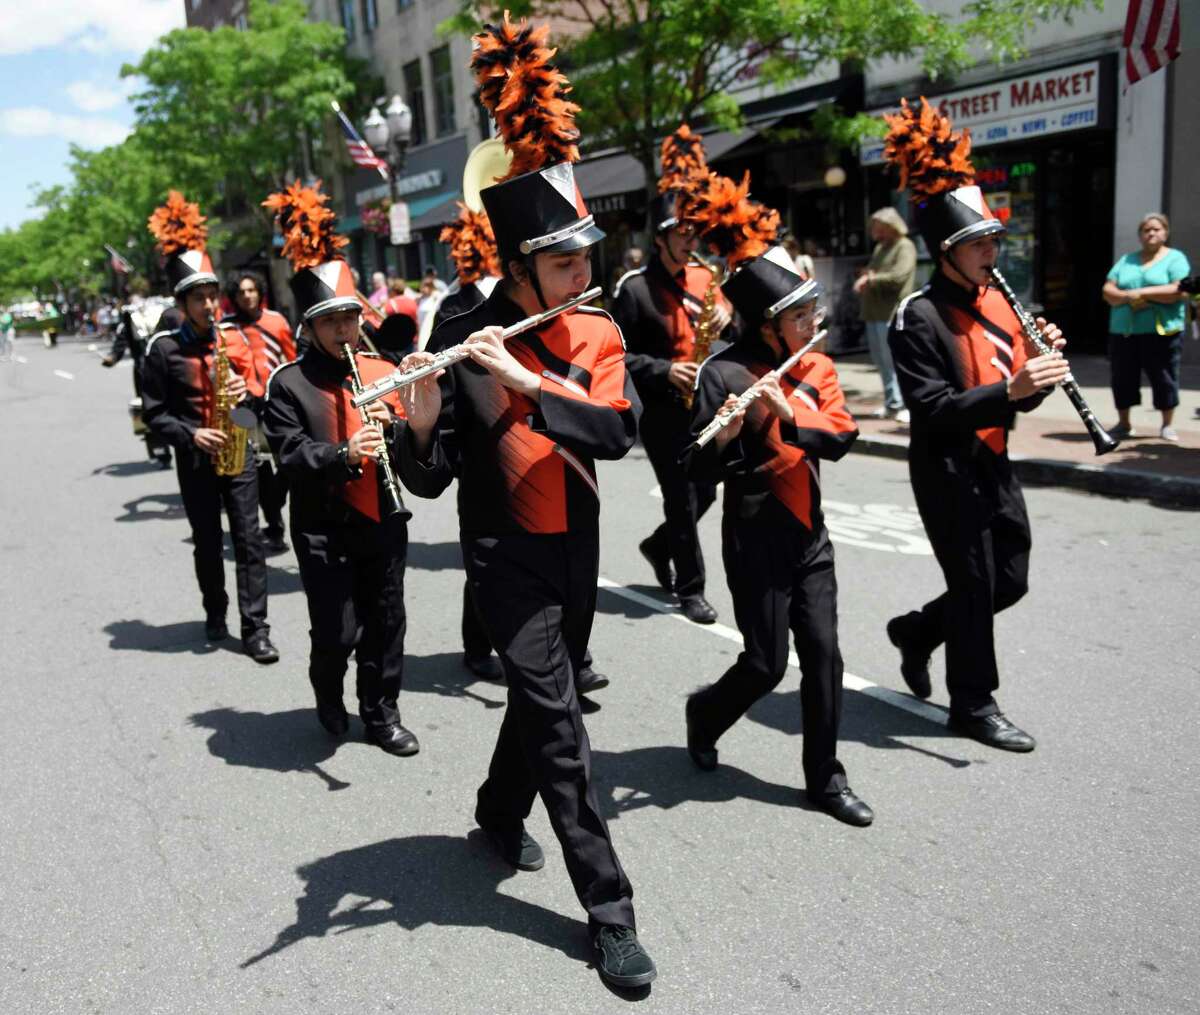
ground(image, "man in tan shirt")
xmin=854 ymin=207 xmax=917 ymax=422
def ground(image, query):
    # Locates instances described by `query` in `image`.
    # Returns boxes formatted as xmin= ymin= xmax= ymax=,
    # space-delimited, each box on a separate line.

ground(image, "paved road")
xmin=2 ymin=338 xmax=1197 ymax=1014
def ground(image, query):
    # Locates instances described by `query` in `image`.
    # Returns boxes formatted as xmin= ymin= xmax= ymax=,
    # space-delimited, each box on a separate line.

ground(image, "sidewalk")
xmin=834 ymin=351 xmax=1200 ymax=506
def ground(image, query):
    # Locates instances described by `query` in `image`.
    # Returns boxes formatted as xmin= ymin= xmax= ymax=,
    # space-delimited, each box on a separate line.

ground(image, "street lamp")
xmin=364 ymin=94 xmax=414 ymax=201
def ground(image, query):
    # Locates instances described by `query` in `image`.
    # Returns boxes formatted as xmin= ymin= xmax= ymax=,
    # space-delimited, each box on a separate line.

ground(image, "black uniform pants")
xmin=257 ymin=458 xmax=288 ymax=538
xmin=465 ymin=530 xmax=635 ymax=930
xmin=904 ymin=449 xmax=1031 ymax=717
xmin=640 ymin=402 xmax=716 ymax=598
xmin=689 ymin=505 xmax=846 ymax=795
xmin=292 ymin=517 xmax=408 ymax=727
xmin=174 ymin=446 xmax=269 ymax=639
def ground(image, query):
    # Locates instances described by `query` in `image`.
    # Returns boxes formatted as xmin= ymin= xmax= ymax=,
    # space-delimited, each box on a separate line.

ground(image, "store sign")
xmin=860 ymin=60 xmax=1102 ymax=165
xmin=389 ymin=202 xmax=411 ymax=246
xmin=355 ymin=169 xmax=446 ymax=207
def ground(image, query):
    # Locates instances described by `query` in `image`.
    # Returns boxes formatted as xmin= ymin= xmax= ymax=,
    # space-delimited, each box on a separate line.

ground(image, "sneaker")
xmin=1109 ymin=422 xmax=1136 ymax=440
xmin=477 ymin=819 xmax=545 ymax=871
xmin=1160 ymin=425 xmax=1179 ymax=442
xmin=891 ymin=407 xmax=911 ymax=424
xmin=592 ymin=925 xmax=657 ymax=989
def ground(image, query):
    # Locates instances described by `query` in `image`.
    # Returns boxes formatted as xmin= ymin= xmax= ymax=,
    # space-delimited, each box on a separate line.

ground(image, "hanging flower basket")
xmin=361 ymin=197 xmax=392 ymax=236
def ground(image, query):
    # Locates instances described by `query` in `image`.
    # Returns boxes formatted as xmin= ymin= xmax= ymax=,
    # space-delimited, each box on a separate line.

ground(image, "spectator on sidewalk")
xmin=783 ymin=235 xmax=815 ymax=280
xmin=1102 ymin=213 xmax=1191 ymax=442
xmin=854 ymin=208 xmax=917 ymax=422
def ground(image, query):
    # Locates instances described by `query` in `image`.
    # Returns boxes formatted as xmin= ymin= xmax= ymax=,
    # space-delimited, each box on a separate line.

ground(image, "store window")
xmin=361 ymin=0 xmax=377 ymax=33
xmin=403 ymin=60 xmax=427 ymax=147
xmin=340 ymin=0 xmax=356 ymax=42
xmin=430 ymin=46 xmax=456 ymax=137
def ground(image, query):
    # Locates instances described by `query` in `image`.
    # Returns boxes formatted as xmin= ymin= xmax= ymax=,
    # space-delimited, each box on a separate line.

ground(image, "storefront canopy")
xmin=573 ymin=123 xmax=775 ymax=201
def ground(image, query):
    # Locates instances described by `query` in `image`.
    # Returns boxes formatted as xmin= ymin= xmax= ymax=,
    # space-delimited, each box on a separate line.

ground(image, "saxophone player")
xmin=141 ymin=192 xmax=278 ymax=663
xmin=612 ymin=126 xmax=730 ymax=624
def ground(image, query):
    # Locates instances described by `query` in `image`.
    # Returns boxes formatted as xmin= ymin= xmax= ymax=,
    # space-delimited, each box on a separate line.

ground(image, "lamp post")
xmin=364 ymin=95 xmax=414 ymax=274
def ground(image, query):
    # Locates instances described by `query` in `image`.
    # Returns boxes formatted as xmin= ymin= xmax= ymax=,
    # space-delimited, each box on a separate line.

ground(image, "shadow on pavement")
xmin=747 ymin=687 xmax=970 ymax=769
xmin=589 ymin=745 xmax=797 ymax=822
xmin=241 ymin=832 xmax=591 ymax=971
xmin=114 ymin=492 xmax=186 ymax=522
xmin=407 ymin=540 xmax=464 ymax=572
xmin=595 ymin=584 xmax=673 ymax=621
xmin=404 ymin=651 xmax=506 ymax=710
xmin=189 ymin=706 xmax=350 ymax=793
xmin=91 ymin=459 xmax=167 ymax=478
xmin=103 ymin=618 xmax=245 ymax=656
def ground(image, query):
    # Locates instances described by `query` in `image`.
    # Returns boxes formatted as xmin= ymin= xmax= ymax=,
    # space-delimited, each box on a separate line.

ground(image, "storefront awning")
xmin=409 ymin=191 xmax=463 ymax=232
xmin=574 ymin=123 xmax=774 ymax=200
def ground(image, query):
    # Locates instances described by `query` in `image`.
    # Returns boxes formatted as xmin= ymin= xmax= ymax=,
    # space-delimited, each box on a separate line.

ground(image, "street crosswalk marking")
xmin=53 ymin=369 xmax=75 ymax=380
xmin=597 ymin=575 xmax=947 ymax=726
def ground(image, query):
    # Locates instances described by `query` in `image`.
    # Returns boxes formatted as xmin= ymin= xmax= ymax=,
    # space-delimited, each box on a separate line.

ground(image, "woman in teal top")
xmin=1102 ymin=213 xmax=1191 ymax=441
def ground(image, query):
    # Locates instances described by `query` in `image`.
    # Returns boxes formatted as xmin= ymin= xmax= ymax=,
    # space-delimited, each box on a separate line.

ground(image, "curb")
xmin=850 ymin=433 xmax=1200 ymax=507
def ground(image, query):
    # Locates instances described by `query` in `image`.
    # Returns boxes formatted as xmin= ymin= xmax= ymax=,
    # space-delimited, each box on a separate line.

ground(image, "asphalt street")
xmin=1 ymin=336 xmax=1197 ymax=1014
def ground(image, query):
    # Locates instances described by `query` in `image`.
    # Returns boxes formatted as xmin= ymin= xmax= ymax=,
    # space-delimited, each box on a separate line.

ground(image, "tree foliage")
xmin=446 ymin=0 xmax=1102 ymax=195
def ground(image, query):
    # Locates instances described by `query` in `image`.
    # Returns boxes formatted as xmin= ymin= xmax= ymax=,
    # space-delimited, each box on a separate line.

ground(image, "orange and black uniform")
xmin=685 ymin=339 xmax=858 ymax=794
xmin=263 ymin=347 xmax=422 ymax=729
xmin=613 ymin=257 xmax=722 ymax=598
xmin=224 ymin=306 xmax=297 ymax=543
xmin=141 ymin=321 xmax=270 ymax=639
xmin=888 ymin=271 xmax=1049 ymax=718
xmin=411 ymin=287 xmax=641 ymax=930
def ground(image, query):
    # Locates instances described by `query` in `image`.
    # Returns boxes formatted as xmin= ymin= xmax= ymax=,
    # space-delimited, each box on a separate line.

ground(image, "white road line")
xmin=14 ymin=355 xmax=28 ymax=364
xmin=53 ymin=369 xmax=75 ymax=380
xmin=597 ymin=576 xmax=947 ymax=726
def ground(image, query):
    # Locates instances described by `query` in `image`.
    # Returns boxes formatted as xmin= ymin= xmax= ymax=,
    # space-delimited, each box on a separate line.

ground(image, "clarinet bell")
xmin=1091 ymin=424 xmax=1120 ymax=456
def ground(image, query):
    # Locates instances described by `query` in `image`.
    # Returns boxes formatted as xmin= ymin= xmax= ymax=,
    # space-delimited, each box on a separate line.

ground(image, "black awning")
xmin=410 ymin=193 xmax=463 ymax=232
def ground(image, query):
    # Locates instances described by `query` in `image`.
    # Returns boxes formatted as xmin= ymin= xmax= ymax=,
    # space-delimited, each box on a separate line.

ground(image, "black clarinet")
xmin=989 ymin=268 xmax=1119 ymax=457
xmin=342 ymin=343 xmax=406 ymax=517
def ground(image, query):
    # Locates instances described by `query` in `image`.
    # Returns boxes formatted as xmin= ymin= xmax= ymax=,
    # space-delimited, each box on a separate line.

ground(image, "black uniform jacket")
xmin=612 ymin=257 xmax=725 ymax=405
xmin=264 ymin=347 xmax=420 ymax=527
xmin=142 ymin=321 xmax=260 ymax=450
xmin=889 ymin=271 xmax=1049 ymax=462
xmin=686 ymin=338 xmax=857 ymax=530
xmin=415 ymin=287 xmax=642 ymax=536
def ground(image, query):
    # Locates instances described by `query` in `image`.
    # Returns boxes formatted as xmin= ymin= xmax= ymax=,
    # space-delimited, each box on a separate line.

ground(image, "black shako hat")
xmin=481 ymin=161 xmax=605 ymax=265
xmin=165 ymin=249 xmax=218 ymax=296
xmin=288 ymin=260 xmax=359 ymax=322
xmin=914 ymin=185 xmax=1006 ymax=255
xmin=722 ymin=246 xmax=822 ymax=327
xmin=650 ymin=191 xmax=683 ymax=233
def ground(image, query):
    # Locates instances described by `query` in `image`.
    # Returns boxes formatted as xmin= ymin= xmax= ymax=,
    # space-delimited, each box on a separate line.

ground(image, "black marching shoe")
xmin=638 ymin=536 xmax=674 ymax=594
xmin=807 ymin=787 xmax=874 ymax=827
xmin=886 ymin=614 xmax=932 ymax=699
xmin=577 ymin=664 xmax=610 ymax=695
xmin=477 ymin=819 xmax=545 ymax=871
xmin=680 ymin=595 xmax=718 ymax=625
xmin=263 ymin=532 xmax=289 ymax=556
xmin=365 ymin=721 xmax=420 ymax=757
xmin=948 ymin=712 xmax=1036 ymax=752
xmin=204 ymin=617 xmax=230 ymax=642
xmin=593 ymin=925 xmax=658 ymax=989
xmin=685 ymin=696 xmax=718 ymax=771
xmin=315 ymin=698 xmax=350 ymax=737
xmin=243 ymin=632 xmax=280 ymax=664
xmin=463 ymin=652 xmax=505 ymax=683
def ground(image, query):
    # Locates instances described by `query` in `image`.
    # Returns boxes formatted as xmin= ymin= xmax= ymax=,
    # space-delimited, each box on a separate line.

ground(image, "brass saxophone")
xmin=683 ymin=257 xmax=723 ymax=409
xmin=212 ymin=321 xmax=250 ymax=477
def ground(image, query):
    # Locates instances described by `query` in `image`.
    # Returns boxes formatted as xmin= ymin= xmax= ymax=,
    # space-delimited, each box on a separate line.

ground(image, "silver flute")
xmin=351 ymin=286 xmax=603 ymax=408
xmin=687 ymin=329 xmax=827 ymax=450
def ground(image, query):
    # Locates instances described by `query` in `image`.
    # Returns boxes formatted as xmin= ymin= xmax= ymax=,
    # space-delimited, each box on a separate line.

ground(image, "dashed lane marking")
xmin=596 ymin=576 xmax=947 ymax=726
xmin=53 ymin=370 xmax=75 ymax=380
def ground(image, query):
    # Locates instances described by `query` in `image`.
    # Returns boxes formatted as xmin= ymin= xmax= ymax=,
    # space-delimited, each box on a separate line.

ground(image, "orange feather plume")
xmin=658 ymin=124 xmax=709 ymax=196
xmin=883 ymin=98 xmax=975 ymax=199
xmin=471 ymin=12 xmax=580 ymax=179
xmin=439 ymin=204 xmax=500 ymax=285
xmin=262 ymin=180 xmax=348 ymax=271
xmin=684 ymin=171 xmax=780 ymax=270
xmin=147 ymin=191 xmax=207 ymax=256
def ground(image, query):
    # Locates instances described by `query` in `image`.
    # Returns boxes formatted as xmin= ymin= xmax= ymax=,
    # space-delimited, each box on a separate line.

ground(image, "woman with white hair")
xmin=1101 ymin=212 xmax=1191 ymax=441
xmin=854 ymin=206 xmax=917 ymax=422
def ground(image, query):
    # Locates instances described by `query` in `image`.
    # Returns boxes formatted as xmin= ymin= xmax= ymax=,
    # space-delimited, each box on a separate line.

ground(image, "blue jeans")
xmin=864 ymin=320 xmax=904 ymax=411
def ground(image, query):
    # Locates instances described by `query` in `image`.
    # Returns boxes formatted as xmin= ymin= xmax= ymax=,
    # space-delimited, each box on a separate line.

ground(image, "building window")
xmin=397 ymin=0 xmax=413 ymax=9
xmin=340 ymin=0 xmax=356 ymax=42
xmin=430 ymin=46 xmax=455 ymax=137
xmin=403 ymin=60 xmax=427 ymax=147
xmin=361 ymin=0 xmax=377 ymax=33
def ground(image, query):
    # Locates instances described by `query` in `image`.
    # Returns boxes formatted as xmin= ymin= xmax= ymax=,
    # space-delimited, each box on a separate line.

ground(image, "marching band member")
xmin=140 ymin=192 xmax=277 ymax=662
xmin=262 ymin=182 xmax=431 ymax=757
xmin=683 ymin=175 xmax=872 ymax=827
xmin=882 ymin=100 xmax=1069 ymax=751
xmin=223 ymin=269 xmax=296 ymax=554
xmin=403 ymin=16 xmax=656 ymax=988
xmin=612 ymin=126 xmax=727 ymax=623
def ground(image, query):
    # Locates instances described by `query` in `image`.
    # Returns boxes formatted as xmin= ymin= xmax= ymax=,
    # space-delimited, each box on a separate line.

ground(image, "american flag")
xmin=1123 ymin=0 xmax=1180 ymax=86
xmin=331 ymin=100 xmax=389 ymax=179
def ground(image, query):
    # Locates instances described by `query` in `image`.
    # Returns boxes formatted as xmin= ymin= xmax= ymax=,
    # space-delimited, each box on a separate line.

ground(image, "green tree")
xmin=447 ymin=0 xmax=1102 ymax=198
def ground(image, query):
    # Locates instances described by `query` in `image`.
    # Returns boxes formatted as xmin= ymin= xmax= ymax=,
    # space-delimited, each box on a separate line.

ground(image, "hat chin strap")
xmin=944 ymin=246 xmax=987 ymax=293
xmin=524 ymin=255 xmax=549 ymax=312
